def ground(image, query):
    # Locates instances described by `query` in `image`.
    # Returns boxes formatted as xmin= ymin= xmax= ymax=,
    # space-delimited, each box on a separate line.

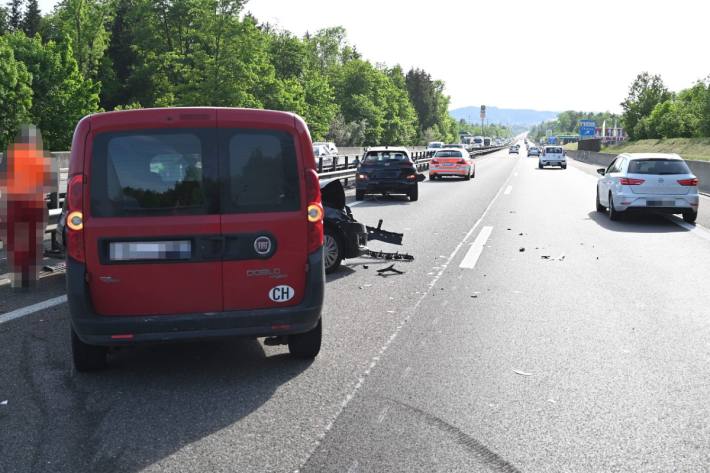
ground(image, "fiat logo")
xmin=254 ymin=236 xmax=272 ymax=255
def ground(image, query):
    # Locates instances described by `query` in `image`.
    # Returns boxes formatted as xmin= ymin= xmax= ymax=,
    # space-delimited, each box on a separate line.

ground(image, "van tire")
xmin=683 ymin=210 xmax=698 ymax=223
xmin=355 ymin=190 xmax=365 ymax=201
xmin=409 ymin=185 xmax=419 ymax=201
xmin=288 ymin=319 xmax=322 ymax=359
xmin=71 ymin=328 xmax=107 ymax=372
xmin=323 ymin=227 xmax=343 ymax=274
xmin=596 ymin=187 xmax=605 ymax=212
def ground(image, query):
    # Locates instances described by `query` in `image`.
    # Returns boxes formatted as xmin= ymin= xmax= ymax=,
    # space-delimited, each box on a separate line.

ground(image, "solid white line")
xmin=459 ymin=226 xmax=494 ymax=269
xmin=666 ymin=216 xmax=710 ymax=241
xmin=0 ymin=295 xmax=67 ymax=325
xmin=504 ymin=185 xmax=513 ymax=195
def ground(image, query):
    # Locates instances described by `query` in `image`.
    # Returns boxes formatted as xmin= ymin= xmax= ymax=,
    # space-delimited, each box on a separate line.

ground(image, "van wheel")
xmin=355 ymin=190 xmax=364 ymax=201
xmin=71 ymin=328 xmax=107 ymax=372
xmin=409 ymin=185 xmax=419 ymax=201
xmin=288 ymin=319 xmax=322 ymax=359
xmin=596 ymin=187 xmax=605 ymax=212
xmin=683 ymin=210 xmax=698 ymax=223
xmin=323 ymin=228 xmax=343 ymax=274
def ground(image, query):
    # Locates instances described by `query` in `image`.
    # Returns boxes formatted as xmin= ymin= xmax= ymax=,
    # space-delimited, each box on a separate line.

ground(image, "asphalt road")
xmin=2 ymin=145 xmax=710 ymax=472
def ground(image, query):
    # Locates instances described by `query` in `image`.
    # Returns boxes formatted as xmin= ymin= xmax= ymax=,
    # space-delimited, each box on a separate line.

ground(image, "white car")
xmin=313 ymin=144 xmax=335 ymax=169
xmin=539 ymin=146 xmax=566 ymax=169
xmin=312 ymin=141 xmax=338 ymax=155
xmin=427 ymin=141 xmax=444 ymax=152
xmin=596 ymin=153 xmax=699 ymax=223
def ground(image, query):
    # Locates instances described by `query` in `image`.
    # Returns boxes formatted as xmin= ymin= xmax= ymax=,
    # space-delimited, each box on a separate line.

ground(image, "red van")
xmin=65 ymin=108 xmax=325 ymax=371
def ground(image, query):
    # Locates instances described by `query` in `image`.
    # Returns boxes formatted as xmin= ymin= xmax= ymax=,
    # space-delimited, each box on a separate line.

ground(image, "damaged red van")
xmin=65 ymin=108 xmax=324 ymax=371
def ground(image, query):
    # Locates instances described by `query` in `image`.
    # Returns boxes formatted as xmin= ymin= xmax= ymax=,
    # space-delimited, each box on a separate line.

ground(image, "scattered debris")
xmin=513 ymin=369 xmax=533 ymax=376
xmin=471 ymin=295 xmax=478 ymax=298
xmin=557 ymin=254 xmax=566 ymax=261
xmin=541 ymin=255 xmax=551 ymax=260
xmin=519 ymin=247 xmax=526 ymax=252
xmin=0 ymin=400 xmax=7 ymax=406
xmin=377 ymin=264 xmax=405 ymax=276
xmin=518 ymin=233 xmax=524 ymax=236
xmin=507 ymin=228 xmax=512 ymax=231
xmin=365 ymin=249 xmax=414 ymax=261
xmin=596 ymin=257 xmax=599 ymax=260
xmin=363 ymin=265 xmax=369 ymax=269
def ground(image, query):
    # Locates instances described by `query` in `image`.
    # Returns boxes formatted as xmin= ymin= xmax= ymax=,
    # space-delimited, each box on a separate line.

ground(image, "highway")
xmin=2 ymin=147 xmax=710 ymax=472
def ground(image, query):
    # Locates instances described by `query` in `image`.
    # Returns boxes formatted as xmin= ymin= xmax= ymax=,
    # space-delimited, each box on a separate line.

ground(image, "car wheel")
xmin=409 ymin=184 xmax=419 ymax=201
xmin=596 ymin=187 xmax=605 ymax=212
xmin=323 ymin=228 xmax=343 ymax=274
xmin=288 ymin=319 xmax=322 ymax=359
xmin=538 ymin=162 xmax=543 ymax=169
xmin=355 ymin=190 xmax=364 ymax=201
xmin=683 ymin=210 xmax=698 ymax=223
xmin=561 ymin=164 xmax=567 ymax=169
xmin=71 ymin=328 xmax=107 ymax=372
xmin=429 ymin=174 xmax=437 ymax=180
xmin=608 ymin=193 xmax=622 ymax=221
xmin=464 ymin=169 xmax=471 ymax=181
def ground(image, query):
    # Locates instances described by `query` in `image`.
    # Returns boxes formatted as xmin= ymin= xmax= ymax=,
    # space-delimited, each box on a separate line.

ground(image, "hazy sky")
xmin=38 ymin=0 xmax=709 ymax=113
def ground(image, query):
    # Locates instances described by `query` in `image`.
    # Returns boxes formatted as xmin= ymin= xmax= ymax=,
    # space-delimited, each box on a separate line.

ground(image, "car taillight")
xmin=457 ymin=159 xmax=466 ymax=164
xmin=431 ymin=159 xmax=440 ymax=165
xmin=66 ymin=174 xmax=85 ymax=262
xmin=406 ymin=174 xmax=416 ymax=180
xmin=619 ymin=177 xmax=645 ymax=185
xmin=304 ymin=168 xmax=323 ymax=254
xmin=678 ymin=178 xmax=699 ymax=186
xmin=356 ymin=173 xmax=368 ymax=180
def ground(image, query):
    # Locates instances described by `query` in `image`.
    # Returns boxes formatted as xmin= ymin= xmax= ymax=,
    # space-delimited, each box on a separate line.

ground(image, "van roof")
xmin=88 ymin=107 xmax=299 ymax=132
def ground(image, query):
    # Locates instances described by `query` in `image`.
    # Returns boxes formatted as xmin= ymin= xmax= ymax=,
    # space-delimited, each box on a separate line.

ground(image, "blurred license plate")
xmin=646 ymin=200 xmax=674 ymax=207
xmin=109 ymin=241 xmax=192 ymax=261
xmin=442 ymin=163 xmax=454 ymax=166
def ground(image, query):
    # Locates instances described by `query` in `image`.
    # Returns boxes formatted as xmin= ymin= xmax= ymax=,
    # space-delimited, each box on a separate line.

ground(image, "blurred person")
xmin=0 ymin=126 xmax=55 ymax=289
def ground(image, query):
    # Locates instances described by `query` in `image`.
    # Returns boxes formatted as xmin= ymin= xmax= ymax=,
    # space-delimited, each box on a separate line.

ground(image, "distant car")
xmin=509 ymin=145 xmax=519 ymax=154
xmin=427 ymin=141 xmax=444 ymax=152
xmin=528 ymin=147 xmax=540 ymax=157
xmin=312 ymin=141 xmax=338 ymax=155
xmin=320 ymin=179 xmax=368 ymax=273
xmin=313 ymin=144 xmax=335 ymax=169
xmin=355 ymin=147 xmax=425 ymax=201
xmin=429 ymin=148 xmax=475 ymax=181
xmin=539 ymin=146 xmax=566 ymax=168
xmin=445 ymin=143 xmax=467 ymax=150
xmin=596 ymin=153 xmax=699 ymax=223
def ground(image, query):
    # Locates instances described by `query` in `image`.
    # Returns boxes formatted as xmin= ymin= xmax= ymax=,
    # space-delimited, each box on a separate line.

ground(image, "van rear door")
xmin=217 ymin=110 xmax=308 ymax=310
xmin=84 ymin=110 xmax=223 ymax=316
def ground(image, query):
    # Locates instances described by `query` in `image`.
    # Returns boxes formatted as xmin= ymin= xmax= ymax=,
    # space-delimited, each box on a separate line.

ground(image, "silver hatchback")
xmin=596 ymin=153 xmax=700 ymax=223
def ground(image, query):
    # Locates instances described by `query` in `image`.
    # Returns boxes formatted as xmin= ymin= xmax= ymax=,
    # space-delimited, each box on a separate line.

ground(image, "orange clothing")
xmin=2 ymin=146 xmax=49 ymax=207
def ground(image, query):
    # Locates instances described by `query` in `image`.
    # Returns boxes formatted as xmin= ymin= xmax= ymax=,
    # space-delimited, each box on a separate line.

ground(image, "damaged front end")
xmin=320 ymin=179 xmax=414 ymax=273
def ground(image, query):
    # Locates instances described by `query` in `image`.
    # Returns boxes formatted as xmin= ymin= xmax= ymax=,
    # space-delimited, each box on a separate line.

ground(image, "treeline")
xmin=457 ymin=120 xmax=511 ymax=138
xmin=0 ymin=0 xmax=460 ymax=151
xmin=621 ymin=72 xmax=710 ymax=140
xmin=528 ymin=111 xmax=619 ymax=142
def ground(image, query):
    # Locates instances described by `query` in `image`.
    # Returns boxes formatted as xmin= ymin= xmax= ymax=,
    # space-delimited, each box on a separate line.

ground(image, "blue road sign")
xmin=579 ymin=120 xmax=596 ymax=137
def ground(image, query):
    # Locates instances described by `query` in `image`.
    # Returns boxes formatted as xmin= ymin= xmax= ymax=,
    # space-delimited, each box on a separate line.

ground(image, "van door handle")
xmin=198 ymin=235 xmax=225 ymax=260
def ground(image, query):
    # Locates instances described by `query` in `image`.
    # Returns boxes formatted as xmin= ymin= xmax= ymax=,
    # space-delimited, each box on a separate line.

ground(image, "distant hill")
xmin=449 ymin=106 xmax=558 ymax=127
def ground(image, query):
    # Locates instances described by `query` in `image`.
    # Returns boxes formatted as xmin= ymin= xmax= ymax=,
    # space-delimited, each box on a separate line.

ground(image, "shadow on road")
xmin=326 ymin=265 xmax=356 ymax=282
xmin=348 ymin=195 xmax=415 ymax=207
xmin=4 ymin=329 xmax=312 ymax=473
xmin=586 ymin=210 xmax=688 ymax=233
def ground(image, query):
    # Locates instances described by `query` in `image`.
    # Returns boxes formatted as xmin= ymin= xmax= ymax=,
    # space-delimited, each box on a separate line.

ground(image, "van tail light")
xmin=678 ymin=178 xmax=699 ymax=186
xmin=304 ymin=169 xmax=323 ymax=254
xmin=66 ymin=174 xmax=85 ymax=262
xmin=619 ymin=177 xmax=645 ymax=186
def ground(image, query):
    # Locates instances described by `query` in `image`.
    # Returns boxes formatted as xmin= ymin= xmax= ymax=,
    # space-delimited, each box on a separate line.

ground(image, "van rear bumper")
xmin=67 ymin=250 xmax=324 ymax=346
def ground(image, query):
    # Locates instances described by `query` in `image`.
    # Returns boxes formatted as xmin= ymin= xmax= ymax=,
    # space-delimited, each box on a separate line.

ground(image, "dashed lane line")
xmin=459 ymin=226 xmax=494 ymax=269
xmin=504 ymin=185 xmax=513 ymax=195
xmin=0 ymin=295 xmax=67 ymax=325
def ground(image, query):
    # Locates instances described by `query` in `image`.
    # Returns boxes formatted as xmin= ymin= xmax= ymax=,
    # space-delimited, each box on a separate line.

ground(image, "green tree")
xmin=6 ymin=32 xmax=100 ymax=150
xmin=0 ymin=35 xmax=33 ymax=150
xmin=7 ymin=0 xmax=22 ymax=30
xmin=621 ymin=72 xmax=671 ymax=139
xmin=21 ymin=0 xmax=40 ymax=36
xmin=0 ymin=5 xmax=9 ymax=34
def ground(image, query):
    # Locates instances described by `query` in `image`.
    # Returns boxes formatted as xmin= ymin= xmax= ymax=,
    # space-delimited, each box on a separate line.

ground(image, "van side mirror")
xmin=596 ymin=168 xmax=605 ymax=176
xmin=417 ymin=173 xmax=426 ymax=182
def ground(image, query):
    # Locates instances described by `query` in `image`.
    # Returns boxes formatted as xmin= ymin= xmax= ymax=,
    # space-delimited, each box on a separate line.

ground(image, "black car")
xmin=321 ymin=179 xmax=368 ymax=273
xmin=355 ymin=147 xmax=425 ymax=201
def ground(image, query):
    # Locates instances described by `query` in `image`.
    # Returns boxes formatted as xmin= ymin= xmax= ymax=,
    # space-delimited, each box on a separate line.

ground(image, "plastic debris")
xmin=0 ymin=400 xmax=7 ymax=405
xmin=519 ymin=247 xmax=525 ymax=252
xmin=513 ymin=369 xmax=533 ymax=376
xmin=541 ymin=255 xmax=551 ymax=260
xmin=363 ymin=265 xmax=369 ymax=269
xmin=377 ymin=264 xmax=405 ymax=276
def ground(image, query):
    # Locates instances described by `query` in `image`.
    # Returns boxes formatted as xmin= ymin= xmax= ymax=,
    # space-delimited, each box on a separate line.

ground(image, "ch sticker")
xmin=269 ymin=285 xmax=294 ymax=303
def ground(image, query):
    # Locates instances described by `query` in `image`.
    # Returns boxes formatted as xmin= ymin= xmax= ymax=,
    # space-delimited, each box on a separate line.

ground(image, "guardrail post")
xmin=332 ymin=155 xmax=337 ymax=172
xmin=318 ymin=157 xmax=323 ymax=174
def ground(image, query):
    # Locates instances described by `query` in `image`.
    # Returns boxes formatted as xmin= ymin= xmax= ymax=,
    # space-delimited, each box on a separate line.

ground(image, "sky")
xmin=38 ymin=0 xmax=709 ymax=113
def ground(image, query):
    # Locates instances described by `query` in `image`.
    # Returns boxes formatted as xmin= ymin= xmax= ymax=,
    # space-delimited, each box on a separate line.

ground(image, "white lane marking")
xmin=348 ymin=200 xmax=364 ymax=207
xmin=504 ymin=185 xmax=513 ymax=195
xmin=377 ymin=406 xmax=389 ymax=424
xmin=666 ymin=216 xmax=710 ymax=241
xmin=0 ymin=295 xmax=67 ymax=325
xmin=294 ymin=158 xmax=519 ymax=472
xmin=459 ymin=226 xmax=494 ymax=269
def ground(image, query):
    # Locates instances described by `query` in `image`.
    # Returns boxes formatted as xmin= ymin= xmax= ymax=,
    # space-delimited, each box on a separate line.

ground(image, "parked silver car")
xmin=596 ymin=153 xmax=699 ymax=223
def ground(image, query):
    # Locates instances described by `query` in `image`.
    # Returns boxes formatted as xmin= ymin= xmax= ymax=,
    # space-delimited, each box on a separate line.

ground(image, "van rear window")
xmin=222 ymin=130 xmax=300 ymax=214
xmin=627 ymin=159 xmax=690 ymax=175
xmin=91 ymin=129 xmax=215 ymax=217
